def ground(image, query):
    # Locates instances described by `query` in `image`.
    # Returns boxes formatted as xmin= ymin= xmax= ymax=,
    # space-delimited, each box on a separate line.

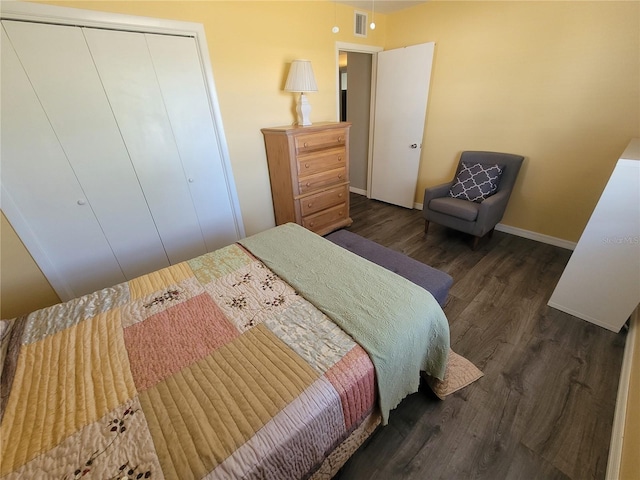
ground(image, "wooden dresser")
xmin=261 ymin=122 xmax=352 ymax=236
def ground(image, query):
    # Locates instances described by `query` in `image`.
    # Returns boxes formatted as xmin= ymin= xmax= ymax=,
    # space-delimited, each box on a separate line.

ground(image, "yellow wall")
xmin=388 ymin=1 xmax=639 ymax=240
xmin=1 ymin=212 xmax=61 ymax=318
xmin=1 ymin=0 xmax=639 ymax=315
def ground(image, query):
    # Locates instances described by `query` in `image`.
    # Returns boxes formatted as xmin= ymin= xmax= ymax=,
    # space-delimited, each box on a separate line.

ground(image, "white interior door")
xmin=370 ymin=42 xmax=435 ymax=208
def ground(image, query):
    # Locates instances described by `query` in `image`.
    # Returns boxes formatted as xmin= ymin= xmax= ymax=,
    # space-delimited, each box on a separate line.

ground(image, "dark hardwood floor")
xmin=333 ymin=193 xmax=627 ymax=480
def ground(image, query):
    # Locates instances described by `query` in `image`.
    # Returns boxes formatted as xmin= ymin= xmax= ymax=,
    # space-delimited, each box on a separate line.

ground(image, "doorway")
xmin=337 ymin=42 xmax=435 ymax=209
xmin=336 ymin=42 xmax=382 ymax=197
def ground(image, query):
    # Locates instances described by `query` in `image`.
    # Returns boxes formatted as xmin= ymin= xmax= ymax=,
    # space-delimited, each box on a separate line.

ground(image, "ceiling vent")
xmin=354 ymin=11 xmax=368 ymax=37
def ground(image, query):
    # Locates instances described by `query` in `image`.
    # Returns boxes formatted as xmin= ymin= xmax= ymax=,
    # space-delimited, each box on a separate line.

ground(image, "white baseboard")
xmin=414 ymin=202 xmax=576 ymax=251
xmin=546 ymin=301 xmax=620 ymax=332
xmin=494 ymin=224 xmax=576 ymax=250
xmin=349 ymin=186 xmax=367 ymax=196
xmin=606 ymin=307 xmax=638 ymax=480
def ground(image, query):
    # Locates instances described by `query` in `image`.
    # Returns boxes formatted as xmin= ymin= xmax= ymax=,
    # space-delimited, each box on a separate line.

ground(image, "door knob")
xmin=410 ymin=144 xmax=418 ymax=149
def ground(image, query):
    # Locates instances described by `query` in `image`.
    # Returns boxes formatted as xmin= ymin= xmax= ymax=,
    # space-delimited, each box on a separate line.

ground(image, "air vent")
xmin=354 ymin=11 xmax=368 ymax=37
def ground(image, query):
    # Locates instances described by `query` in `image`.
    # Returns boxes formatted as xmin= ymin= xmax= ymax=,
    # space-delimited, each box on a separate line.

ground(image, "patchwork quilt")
xmin=0 ymin=225 xmax=449 ymax=479
xmin=1 ymin=244 xmax=375 ymax=479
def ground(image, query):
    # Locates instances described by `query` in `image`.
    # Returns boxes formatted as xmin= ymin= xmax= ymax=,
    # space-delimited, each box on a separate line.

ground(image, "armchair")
xmin=423 ymin=151 xmax=524 ymax=249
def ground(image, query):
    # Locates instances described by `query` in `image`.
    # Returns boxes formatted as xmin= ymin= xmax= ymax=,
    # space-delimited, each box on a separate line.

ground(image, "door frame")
xmin=335 ymin=42 xmax=383 ymax=198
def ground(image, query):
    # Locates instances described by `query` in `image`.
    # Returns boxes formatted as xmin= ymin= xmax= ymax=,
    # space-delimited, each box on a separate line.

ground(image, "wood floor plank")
xmin=332 ymin=194 xmax=626 ymax=480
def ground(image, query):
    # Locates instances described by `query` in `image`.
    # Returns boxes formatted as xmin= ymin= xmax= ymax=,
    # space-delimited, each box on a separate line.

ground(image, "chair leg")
xmin=472 ymin=235 xmax=482 ymax=250
xmin=424 ymin=220 xmax=430 ymax=236
xmin=488 ymin=228 xmax=495 ymax=238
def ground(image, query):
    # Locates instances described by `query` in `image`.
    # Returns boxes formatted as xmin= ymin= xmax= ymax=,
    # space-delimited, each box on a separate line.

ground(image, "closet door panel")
xmin=146 ymin=34 xmax=239 ymax=251
xmin=3 ymin=21 xmax=170 ymax=279
xmin=1 ymin=28 xmax=125 ymax=299
xmin=83 ymin=28 xmax=207 ymax=265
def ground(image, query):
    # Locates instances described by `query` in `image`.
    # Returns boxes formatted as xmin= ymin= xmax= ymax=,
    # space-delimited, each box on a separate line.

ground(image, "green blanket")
xmin=240 ymin=223 xmax=450 ymax=425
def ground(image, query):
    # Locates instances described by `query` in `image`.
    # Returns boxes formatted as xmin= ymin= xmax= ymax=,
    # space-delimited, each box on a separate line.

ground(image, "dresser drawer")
xmin=295 ymin=128 xmax=348 ymax=153
xmin=299 ymin=185 xmax=349 ymax=216
xmin=263 ymin=122 xmax=351 ymax=235
xmin=297 ymin=147 xmax=346 ymax=176
xmin=302 ymin=203 xmax=348 ymax=232
xmin=298 ymin=167 xmax=346 ymax=194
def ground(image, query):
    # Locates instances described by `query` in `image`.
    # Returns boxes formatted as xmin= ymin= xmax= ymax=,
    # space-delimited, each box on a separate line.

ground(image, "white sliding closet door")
xmin=1 ymin=28 xmax=126 ymax=298
xmin=3 ymin=21 xmax=170 ymax=280
xmin=145 ymin=34 xmax=240 ymax=250
xmin=84 ymin=28 xmax=208 ymax=265
xmin=2 ymin=12 xmax=244 ymax=302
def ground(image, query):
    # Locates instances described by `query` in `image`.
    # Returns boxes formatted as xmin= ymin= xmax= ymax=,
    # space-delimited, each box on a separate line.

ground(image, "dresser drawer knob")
xmin=338 ymin=136 xmax=343 ymax=142
xmin=306 ymin=182 xmax=311 ymax=187
xmin=338 ymin=156 xmax=342 ymax=161
xmin=305 ymin=163 xmax=309 ymax=168
xmin=309 ymin=222 xmax=314 ymax=227
xmin=304 ymin=142 xmax=309 ymax=148
xmin=338 ymin=174 xmax=343 ymax=179
xmin=338 ymin=193 xmax=343 ymax=198
xmin=308 ymin=202 xmax=313 ymax=208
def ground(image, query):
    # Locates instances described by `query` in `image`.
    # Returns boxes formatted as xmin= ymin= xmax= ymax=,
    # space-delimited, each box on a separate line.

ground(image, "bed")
xmin=0 ymin=223 xmax=450 ymax=479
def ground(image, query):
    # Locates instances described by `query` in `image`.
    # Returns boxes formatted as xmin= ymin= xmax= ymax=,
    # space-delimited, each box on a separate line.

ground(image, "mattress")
xmin=1 ymin=224 xmax=449 ymax=479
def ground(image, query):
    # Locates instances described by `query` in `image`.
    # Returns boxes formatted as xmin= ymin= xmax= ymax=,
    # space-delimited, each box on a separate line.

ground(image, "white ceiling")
xmin=336 ymin=1 xmax=429 ymax=14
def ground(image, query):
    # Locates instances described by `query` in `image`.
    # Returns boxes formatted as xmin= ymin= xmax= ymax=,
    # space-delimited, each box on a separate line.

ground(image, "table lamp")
xmin=284 ymin=59 xmax=318 ymax=126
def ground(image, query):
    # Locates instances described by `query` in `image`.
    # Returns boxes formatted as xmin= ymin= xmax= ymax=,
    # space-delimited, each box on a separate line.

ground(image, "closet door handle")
xmin=77 ymin=199 xmax=87 ymax=206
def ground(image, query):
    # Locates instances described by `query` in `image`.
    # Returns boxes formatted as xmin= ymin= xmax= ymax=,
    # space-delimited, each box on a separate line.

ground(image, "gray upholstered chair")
xmin=423 ymin=151 xmax=524 ymax=249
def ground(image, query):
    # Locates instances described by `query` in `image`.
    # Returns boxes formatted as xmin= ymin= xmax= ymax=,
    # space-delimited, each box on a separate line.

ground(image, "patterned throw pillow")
xmin=448 ymin=161 xmax=504 ymax=203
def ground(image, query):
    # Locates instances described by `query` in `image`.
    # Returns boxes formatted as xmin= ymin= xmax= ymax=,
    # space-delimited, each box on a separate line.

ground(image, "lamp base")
xmin=296 ymin=93 xmax=312 ymax=126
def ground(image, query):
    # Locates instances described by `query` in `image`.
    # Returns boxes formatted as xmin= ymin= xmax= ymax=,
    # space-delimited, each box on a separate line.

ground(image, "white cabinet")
xmin=1 ymin=19 xmax=243 ymax=301
xmin=548 ymin=139 xmax=640 ymax=332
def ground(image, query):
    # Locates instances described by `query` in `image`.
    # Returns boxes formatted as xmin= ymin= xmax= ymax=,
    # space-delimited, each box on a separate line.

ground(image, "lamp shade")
xmin=284 ymin=60 xmax=318 ymax=93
